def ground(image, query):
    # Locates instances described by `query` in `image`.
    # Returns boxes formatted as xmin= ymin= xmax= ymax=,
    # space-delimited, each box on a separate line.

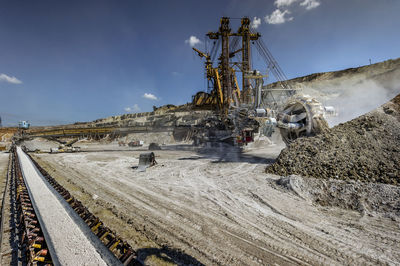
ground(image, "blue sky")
xmin=0 ymin=0 xmax=399 ymax=126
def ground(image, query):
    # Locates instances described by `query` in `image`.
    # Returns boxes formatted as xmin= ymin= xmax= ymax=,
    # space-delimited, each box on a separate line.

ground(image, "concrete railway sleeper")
xmin=24 ymin=149 xmax=139 ymax=265
xmin=4 ymin=146 xmax=54 ymax=265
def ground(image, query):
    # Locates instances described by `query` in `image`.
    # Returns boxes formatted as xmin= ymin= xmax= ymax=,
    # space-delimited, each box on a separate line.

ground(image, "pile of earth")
xmin=266 ymin=93 xmax=400 ymax=185
xmin=271 ymin=175 xmax=400 ymax=217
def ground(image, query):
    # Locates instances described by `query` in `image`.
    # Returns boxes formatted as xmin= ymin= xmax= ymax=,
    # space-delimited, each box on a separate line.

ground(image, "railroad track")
xmin=0 ymin=146 xmax=53 ymax=265
xmin=0 ymin=146 xmax=141 ymax=265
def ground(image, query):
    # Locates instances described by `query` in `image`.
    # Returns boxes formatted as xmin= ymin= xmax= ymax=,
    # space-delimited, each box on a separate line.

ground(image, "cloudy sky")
xmin=0 ymin=0 xmax=399 ymax=126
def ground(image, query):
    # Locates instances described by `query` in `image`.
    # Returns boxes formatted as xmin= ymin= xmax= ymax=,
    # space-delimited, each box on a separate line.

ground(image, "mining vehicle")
xmin=191 ymin=17 xmax=333 ymax=145
xmin=50 ymin=138 xmax=81 ymax=153
xmin=18 ymin=120 xmax=30 ymax=129
xmin=128 ymin=140 xmax=143 ymax=147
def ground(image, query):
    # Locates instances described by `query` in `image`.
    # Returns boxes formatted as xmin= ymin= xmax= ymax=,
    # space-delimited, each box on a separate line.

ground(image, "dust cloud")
xmin=295 ymin=70 xmax=400 ymax=126
xmin=323 ymin=78 xmax=399 ymax=126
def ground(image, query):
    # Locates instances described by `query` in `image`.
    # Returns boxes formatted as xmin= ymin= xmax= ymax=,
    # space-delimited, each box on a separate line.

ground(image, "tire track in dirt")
xmin=32 ymin=149 xmax=400 ymax=265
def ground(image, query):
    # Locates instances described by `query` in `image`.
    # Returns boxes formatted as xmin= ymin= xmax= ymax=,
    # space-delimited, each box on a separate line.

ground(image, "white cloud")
xmin=251 ymin=17 xmax=261 ymax=29
xmin=265 ymin=9 xmax=293 ymax=24
xmin=0 ymin=73 xmax=22 ymax=84
xmin=132 ymin=104 xmax=140 ymax=111
xmin=274 ymin=0 xmax=299 ymax=7
xmin=300 ymin=0 xmax=320 ymax=10
xmin=124 ymin=104 xmax=141 ymax=112
xmin=143 ymin=93 xmax=158 ymax=101
xmin=185 ymin=35 xmax=201 ymax=47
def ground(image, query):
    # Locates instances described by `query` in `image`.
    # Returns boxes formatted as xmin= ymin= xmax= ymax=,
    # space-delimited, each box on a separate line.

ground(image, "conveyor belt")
xmin=16 ymin=146 xmax=126 ymax=265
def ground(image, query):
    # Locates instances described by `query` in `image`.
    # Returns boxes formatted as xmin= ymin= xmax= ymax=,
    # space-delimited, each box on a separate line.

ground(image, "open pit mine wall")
xmin=23 ymin=110 xmax=215 ymax=142
xmin=266 ymin=58 xmax=400 ymax=91
xmin=92 ymin=110 xmax=214 ymax=142
xmin=90 ymin=110 xmax=212 ymax=128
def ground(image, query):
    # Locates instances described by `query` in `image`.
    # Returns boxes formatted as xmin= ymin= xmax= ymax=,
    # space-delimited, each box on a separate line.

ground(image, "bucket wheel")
xmin=278 ymin=95 xmax=328 ymax=145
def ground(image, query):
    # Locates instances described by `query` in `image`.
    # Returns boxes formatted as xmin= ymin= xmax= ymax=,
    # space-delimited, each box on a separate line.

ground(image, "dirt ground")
xmin=30 ymin=143 xmax=400 ymax=265
xmin=0 ymin=153 xmax=9 ymax=208
xmin=0 ymin=152 xmax=11 ymax=265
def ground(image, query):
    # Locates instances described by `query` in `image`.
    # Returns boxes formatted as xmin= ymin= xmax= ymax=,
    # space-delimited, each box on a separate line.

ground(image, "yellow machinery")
xmin=191 ymin=17 xmax=260 ymax=116
xmin=192 ymin=91 xmax=217 ymax=108
xmin=190 ymin=17 xmax=262 ymax=145
xmin=191 ymin=47 xmax=224 ymax=109
xmin=191 ymin=17 xmax=331 ymax=146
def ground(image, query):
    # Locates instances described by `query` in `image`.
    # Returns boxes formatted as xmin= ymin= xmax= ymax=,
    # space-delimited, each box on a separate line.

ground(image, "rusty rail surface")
xmin=11 ymin=146 xmax=53 ymax=264
xmin=26 ymin=152 xmax=139 ymax=265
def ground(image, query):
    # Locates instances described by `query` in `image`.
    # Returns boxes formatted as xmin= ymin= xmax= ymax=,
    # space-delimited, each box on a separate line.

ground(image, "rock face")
xmin=90 ymin=110 xmax=212 ymax=128
xmin=266 ymin=94 xmax=400 ymax=185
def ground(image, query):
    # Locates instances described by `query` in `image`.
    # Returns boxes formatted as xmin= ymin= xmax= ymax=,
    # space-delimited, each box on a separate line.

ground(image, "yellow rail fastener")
xmin=110 ymin=240 xmax=121 ymax=251
xmin=91 ymin=222 xmax=102 ymax=232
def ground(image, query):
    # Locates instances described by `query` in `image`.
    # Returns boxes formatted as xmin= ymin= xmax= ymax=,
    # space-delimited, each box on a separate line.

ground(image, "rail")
xmin=0 ymin=147 xmax=54 ymax=264
xmin=1 ymin=146 xmax=143 ymax=265
xmin=26 ymin=151 xmax=140 ymax=265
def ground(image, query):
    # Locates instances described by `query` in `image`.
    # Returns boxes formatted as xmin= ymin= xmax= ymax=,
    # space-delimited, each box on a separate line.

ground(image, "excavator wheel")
xmin=278 ymin=95 xmax=329 ymax=145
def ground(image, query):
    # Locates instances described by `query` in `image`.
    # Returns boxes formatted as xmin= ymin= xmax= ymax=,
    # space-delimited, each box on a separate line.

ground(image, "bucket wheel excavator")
xmin=191 ymin=17 xmax=331 ymax=145
xmin=277 ymin=95 xmax=328 ymax=144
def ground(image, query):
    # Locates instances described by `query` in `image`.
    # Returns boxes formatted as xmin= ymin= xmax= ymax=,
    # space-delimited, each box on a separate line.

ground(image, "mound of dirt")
xmin=266 ymin=94 xmax=400 ymax=185
xmin=272 ymin=175 xmax=400 ymax=217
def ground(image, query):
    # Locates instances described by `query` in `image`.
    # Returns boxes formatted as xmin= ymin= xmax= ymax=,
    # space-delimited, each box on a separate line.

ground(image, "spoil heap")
xmin=267 ymin=94 xmax=400 ymax=185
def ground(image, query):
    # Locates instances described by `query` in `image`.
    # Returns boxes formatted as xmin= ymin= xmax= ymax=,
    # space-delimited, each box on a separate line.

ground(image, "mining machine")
xmin=50 ymin=138 xmax=81 ymax=153
xmin=191 ymin=17 xmax=330 ymax=145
